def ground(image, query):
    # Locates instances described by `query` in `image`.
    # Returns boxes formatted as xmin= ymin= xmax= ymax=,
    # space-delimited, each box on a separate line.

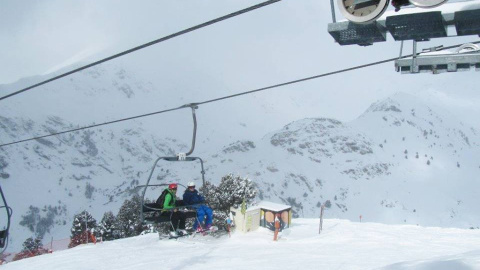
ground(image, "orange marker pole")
xmin=273 ymin=214 xmax=280 ymax=241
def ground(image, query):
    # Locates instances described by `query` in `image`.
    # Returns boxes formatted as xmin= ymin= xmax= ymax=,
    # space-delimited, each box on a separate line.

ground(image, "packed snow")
xmin=3 ymin=219 xmax=480 ymax=270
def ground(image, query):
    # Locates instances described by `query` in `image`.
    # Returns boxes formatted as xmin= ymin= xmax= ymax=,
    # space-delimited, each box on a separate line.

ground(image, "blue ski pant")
xmin=194 ymin=205 xmax=213 ymax=229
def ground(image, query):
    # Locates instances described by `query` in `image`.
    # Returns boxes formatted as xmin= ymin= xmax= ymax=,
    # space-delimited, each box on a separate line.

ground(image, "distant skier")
xmin=160 ymin=183 xmax=187 ymax=237
xmin=183 ymin=181 xmax=213 ymax=231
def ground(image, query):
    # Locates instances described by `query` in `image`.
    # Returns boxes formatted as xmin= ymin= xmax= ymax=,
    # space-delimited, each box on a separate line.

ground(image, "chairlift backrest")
xmin=0 ymin=230 xmax=6 ymax=249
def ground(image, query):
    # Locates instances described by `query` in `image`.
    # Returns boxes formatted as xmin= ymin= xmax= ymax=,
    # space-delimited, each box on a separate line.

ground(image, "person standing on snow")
xmin=183 ymin=181 xmax=213 ymax=231
xmin=161 ymin=183 xmax=187 ymax=237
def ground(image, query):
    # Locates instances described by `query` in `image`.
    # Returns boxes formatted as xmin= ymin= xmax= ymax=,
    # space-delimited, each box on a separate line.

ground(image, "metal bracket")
xmin=395 ymin=43 xmax=480 ymax=74
xmin=177 ymin=153 xmax=187 ymax=161
xmin=422 ymin=45 xmax=443 ymax=53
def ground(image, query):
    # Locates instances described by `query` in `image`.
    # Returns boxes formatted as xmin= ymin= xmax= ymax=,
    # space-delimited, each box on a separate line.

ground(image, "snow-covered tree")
xmin=22 ymin=237 xmax=43 ymax=252
xmin=202 ymin=174 xmax=256 ymax=212
xmin=98 ymin=211 xmax=118 ymax=241
xmin=68 ymin=210 xmax=97 ymax=248
xmin=12 ymin=237 xmax=48 ymax=261
xmin=116 ymin=194 xmax=143 ymax=238
xmin=200 ymin=174 xmax=257 ymax=229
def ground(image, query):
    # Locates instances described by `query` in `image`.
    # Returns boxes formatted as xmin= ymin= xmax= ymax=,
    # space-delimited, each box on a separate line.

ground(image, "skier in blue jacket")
xmin=183 ymin=181 xmax=213 ymax=231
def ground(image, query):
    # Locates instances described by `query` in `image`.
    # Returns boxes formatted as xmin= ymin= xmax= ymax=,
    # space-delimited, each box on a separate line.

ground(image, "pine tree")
xmin=116 ymin=194 xmax=143 ymax=238
xmin=68 ymin=210 xmax=97 ymax=248
xmin=22 ymin=237 xmax=43 ymax=252
xmin=12 ymin=237 xmax=48 ymax=261
xmin=215 ymin=174 xmax=256 ymax=211
xmin=324 ymin=200 xmax=332 ymax=208
xmin=200 ymin=174 xmax=257 ymax=229
xmin=98 ymin=211 xmax=118 ymax=241
xmin=200 ymin=181 xmax=221 ymax=209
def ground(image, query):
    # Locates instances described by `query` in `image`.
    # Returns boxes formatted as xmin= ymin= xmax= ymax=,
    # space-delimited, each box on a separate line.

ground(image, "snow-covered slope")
xmin=2 ymin=219 xmax=480 ymax=270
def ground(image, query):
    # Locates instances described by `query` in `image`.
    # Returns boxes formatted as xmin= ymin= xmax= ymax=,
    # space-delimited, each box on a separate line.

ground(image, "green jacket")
xmin=163 ymin=190 xmax=176 ymax=210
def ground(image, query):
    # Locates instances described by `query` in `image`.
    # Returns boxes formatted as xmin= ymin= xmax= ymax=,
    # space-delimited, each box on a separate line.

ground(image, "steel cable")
xmin=1 ymin=40 xmax=478 ymax=148
xmin=0 ymin=0 xmax=281 ymax=102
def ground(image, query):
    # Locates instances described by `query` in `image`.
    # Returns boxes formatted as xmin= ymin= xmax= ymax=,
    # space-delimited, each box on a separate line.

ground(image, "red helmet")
xmin=168 ymin=183 xmax=178 ymax=190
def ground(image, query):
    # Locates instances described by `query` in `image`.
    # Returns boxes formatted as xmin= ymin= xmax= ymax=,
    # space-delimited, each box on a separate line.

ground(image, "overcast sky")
xmin=0 ymin=0 xmax=479 ymax=129
xmin=0 ymin=0 xmax=259 ymax=84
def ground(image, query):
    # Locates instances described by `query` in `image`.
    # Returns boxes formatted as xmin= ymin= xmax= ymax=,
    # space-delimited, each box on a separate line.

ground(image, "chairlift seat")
xmin=140 ymin=156 xmax=206 ymax=225
xmin=328 ymin=21 xmax=387 ymax=46
xmin=455 ymin=9 xmax=480 ymax=37
xmin=142 ymin=203 xmax=197 ymax=223
xmin=395 ymin=51 xmax=480 ymax=74
xmin=0 ymin=229 xmax=7 ymax=248
xmin=386 ymin=11 xmax=447 ymax=41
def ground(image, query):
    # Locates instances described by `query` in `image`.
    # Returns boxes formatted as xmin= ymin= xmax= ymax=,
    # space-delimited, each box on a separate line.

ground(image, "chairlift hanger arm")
xmin=187 ymin=105 xmax=198 ymax=156
xmin=176 ymin=103 xmax=199 ymax=157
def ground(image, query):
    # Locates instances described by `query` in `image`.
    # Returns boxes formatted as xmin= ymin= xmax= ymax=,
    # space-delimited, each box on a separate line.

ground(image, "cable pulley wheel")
xmin=337 ymin=0 xmax=390 ymax=24
xmin=409 ymin=0 xmax=448 ymax=8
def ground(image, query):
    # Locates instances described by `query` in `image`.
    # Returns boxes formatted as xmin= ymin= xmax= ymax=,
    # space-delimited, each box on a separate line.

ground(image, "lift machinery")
xmin=328 ymin=0 xmax=480 ymax=74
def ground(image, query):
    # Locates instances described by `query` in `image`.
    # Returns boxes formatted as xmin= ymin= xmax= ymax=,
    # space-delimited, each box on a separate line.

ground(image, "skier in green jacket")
xmin=161 ymin=183 xmax=187 ymax=237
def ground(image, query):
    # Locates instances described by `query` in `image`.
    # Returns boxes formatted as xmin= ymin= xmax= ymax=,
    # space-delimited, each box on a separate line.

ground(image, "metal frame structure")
xmin=329 ymin=1 xmax=480 ymax=74
xmin=395 ymin=42 xmax=480 ymax=73
xmin=328 ymin=3 xmax=480 ymax=46
xmin=0 ymin=184 xmax=12 ymax=253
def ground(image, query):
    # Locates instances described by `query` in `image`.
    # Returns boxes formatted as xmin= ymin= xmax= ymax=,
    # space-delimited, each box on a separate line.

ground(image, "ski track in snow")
xmin=3 ymin=219 xmax=480 ymax=270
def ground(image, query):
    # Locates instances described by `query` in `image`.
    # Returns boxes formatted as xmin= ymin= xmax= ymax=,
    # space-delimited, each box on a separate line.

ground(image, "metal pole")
xmin=399 ymin=40 xmax=404 ymax=59
xmin=197 ymin=157 xmax=206 ymax=188
xmin=412 ymin=40 xmax=418 ymax=73
xmin=330 ymin=0 xmax=337 ymax=23
xmin=319 ymin=204 xmax=325 ymax=234
xmin=85 ymin=212 xmax=88 ymax=244
xmin=185 ymin=105 xmax=198 ymax=156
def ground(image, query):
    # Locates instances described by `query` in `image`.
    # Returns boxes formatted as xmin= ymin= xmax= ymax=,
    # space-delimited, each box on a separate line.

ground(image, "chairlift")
xmin=395 ymin=42 xmax=480 ymax=73
xmin=139 ymin=105 xmax=207 ymax=225
xmin=0 ymin=184 xmax=12 ymax=253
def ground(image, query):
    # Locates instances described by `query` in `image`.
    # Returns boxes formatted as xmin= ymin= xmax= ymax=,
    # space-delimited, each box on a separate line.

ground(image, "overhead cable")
xmin=0 ymin=40 xmax=478 ymax=148
xmin=0 ymin=0 xmax=281 ymax=102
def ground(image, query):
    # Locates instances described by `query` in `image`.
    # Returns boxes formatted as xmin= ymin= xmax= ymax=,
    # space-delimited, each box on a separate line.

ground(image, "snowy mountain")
xmin=206 ymin=92 xmax=480 ymax=226
xmin=1 ymin=64 xmax=479 ymax=253
xmin=2 ymin=219 xmax=480 ymax=270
